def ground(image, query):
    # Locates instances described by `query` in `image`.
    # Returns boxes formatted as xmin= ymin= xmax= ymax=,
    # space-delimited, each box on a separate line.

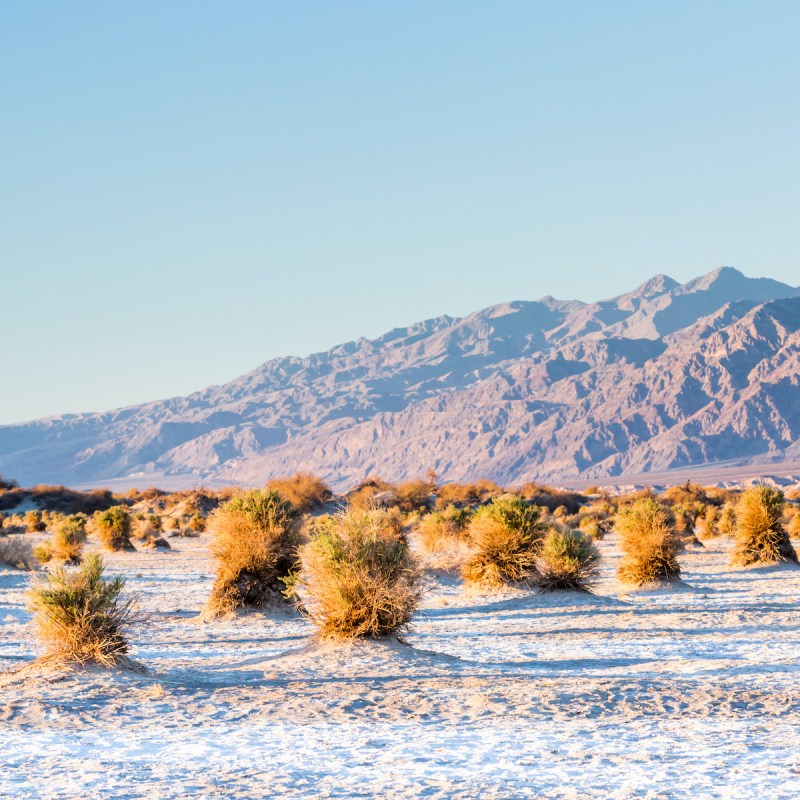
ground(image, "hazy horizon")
xmin=3 ymin=2 xmax=800 ymax=423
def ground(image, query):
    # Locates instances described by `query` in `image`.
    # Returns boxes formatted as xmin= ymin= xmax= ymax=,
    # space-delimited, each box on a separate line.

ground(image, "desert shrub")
xmin=730 ymin=486 xmax=798 ymax=566
xmin=30 ymin=485 xmax=118 ymax=515
xmin=0 ymin=535 xmax=37 ymax=570
xmin=519 ymin=484 xmax=587 ymax=514
xmin=188 ymin=514 xmax=206 ymax=532
xmin=28 ymin=553 xmax=134 ymax=666
xmin=296 ymin=508 xmax=421 ymax=639
xmin=25 ymin=510 xmax=46 ymax=533
xmin=52 ymin=515 xmax=87 ymax=563
xmin=696 ymin=506 xmax=720 ymax=539
xmin=717 ymin=504 xmax=736 ymax=536
xmin=169 ymin=516 xmax=181 ymax=530
xmin=95 ymin=506 xmax=134 ymax=551
xmin=34 ymin=542 xmax=53 ymax=562
xmin=462 ymin=496 xmax=545 ymax=588
xmin=616 ymin=497 xmax=681 ymax=586
xmin=205 ymin=490 xmax=301 ymax=616
xmin=394 ymin=480 xmax=434 ymax=513
xmin=266 ymin=473 xmax=333 ymax=513
xmin=346 ymin=477 xmax=399 ymax=512
xmin=416 ymin=511 xmax=457 ymax=553
xmin=788 ymin=514 xmax=800 ymax=539
xmin=536 ymin=527 xmax=601 ymax=592
xmin=435 ymin=480 xmax=503 ymax=510
xmin=148 ymin=514 xmax=163 ymax=531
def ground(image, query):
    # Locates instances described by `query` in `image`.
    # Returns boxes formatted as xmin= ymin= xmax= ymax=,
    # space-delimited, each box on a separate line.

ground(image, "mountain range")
xmin=2 ymin=266 xmax=800 ymax=490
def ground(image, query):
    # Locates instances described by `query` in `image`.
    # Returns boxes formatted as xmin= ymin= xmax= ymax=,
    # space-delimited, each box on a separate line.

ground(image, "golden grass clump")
xmin=25 ymin=510 xmax=46 ymax=533
xmin=52 ymin=515 xmax=87 ymax=563
xmin=266 ymin=473 xmax=333 ymax=513
xmin=730 ymin=486 xmax=798 ymax=567
xmin=536 ymin=527 xmax=601 ymax=592
xmin=788 ymin=512 xmax=800 ymax=539
xmin=0 ymin=535 xmax=38 ymax=570
xmin=95 ymin=506 xmax=134 ymax=551
xmin=616 ymin=497 xmax=681 ymax=586
xmin=297 ymin=508 xmax=421 ymax=639
xmin=206 ymin=489 xmax=301 ymax=616
xmin=28 ymin=553 xmax=135 ymax=666
xmin=462 ymin=495 xmax=545 ymax=588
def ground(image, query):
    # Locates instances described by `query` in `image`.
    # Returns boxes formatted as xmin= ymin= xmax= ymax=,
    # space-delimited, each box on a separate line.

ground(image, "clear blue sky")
xmin=2 ymin=1 xmax=799 ymax=424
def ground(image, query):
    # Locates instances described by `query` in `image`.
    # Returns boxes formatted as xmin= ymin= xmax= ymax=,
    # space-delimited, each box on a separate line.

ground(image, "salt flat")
xmin=2 ymin=533 xmax=799 ymax=799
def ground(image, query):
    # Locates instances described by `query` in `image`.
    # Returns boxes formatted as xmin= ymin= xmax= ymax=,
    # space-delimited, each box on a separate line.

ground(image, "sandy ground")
xmin=2 ymin=532 xmax=800 ymax=800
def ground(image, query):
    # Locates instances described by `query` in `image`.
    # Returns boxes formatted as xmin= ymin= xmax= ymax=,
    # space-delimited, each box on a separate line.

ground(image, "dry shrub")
xmin=696 ymin=506 xmax=720 ymax=539
xmin=0 ymin=535 xmax=37 ymax=570
xmin=25 ymin=510 xmax=46 ymax=533
xmin=731 ymin=486 xmax=798 ymax=567
xmin=616 ymin=497 xmax=681 ymax=586
xmin=346 ymin=477 xmax=399 ymax=512
xmin=419 ymin=503 xmax=473 ymax=546
xmin=52 ymin=515 xmax=87 ymax=563
xmin=297 ymin=508 xmax=421 ymax=639
xmin=788 ymin=512 xmax=800 ymax=539
xmin=28 ymin=553 xmax=135 ymax=666
xmin=95 ymin=506 xmax=134 ymax=551
xmin=435 ymin=480 xmax=503 ymax=510
xmin=266 ymin=473 xmax=332 ymax=513
xmin=30 ymin=485 xmax=118 ymax=515
xmin=662 ymin=482 xmax=711 ymax=507
xmin=717 ymin=504 xmax=736 ymax=536
xmin=395 ymin=480 xmax=434 ymax=513
xmin=206 ymin=489 xmax=300 ymax=617
xmin=188 ymin=514 xmax=206 ymax=532
xmin=536 ymin=527 xmax=601 ymax=592
xmin=462 ymin=496 xmax=545 ymax=588
xmin=518 ymin=483 xmax=587 ymax=514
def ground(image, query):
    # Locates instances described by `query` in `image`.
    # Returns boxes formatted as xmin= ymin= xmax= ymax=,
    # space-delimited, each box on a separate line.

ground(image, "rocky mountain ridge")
xmin=2 ymin=267 xmax=799 ymax=489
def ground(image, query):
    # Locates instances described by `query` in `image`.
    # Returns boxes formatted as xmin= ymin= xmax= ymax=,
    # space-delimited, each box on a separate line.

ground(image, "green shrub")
xmin=297 ymin=508 xmax=421 ymax=639
xmin=95 ymin=506 xmax=134 ymax=551
xmin=536 ymin=527 xmax=601 ymax=592
xmin=28 ymin=553 xmax=134 ymax=666
xmin=205 ymin=490 xmax=300 ymax=617
xmin=462 ymin=496 xmax=545 ymax=588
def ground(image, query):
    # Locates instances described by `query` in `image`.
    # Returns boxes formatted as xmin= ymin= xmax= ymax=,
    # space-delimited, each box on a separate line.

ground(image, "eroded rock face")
xmin=2 ymin=267 xmax=800 ymax=489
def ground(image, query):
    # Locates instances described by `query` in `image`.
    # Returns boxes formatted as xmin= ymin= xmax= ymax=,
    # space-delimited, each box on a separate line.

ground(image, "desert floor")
xmin=2 ymin=532 xmax=799 ymax=799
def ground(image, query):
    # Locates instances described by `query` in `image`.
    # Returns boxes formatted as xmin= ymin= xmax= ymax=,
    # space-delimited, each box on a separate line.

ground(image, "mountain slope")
xmin=2 ymin=267 xmax=799 ymax=488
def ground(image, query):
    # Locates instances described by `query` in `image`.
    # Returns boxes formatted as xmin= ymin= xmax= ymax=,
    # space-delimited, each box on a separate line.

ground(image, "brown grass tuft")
xmin=730 ymin=486 xmax=798 ymax=567
xmin=536 ymin=527 xmax=601 ymax=592
xmin=205 ymin=490 xmax=301 ymax=617
xmin=296 ymin=508 xmax=421 ymax=639
xmin=462 ymin=496 xmax=545 ymax=588
xmin=28 ymin=553 xmax=135 ymax=666
xmin=616 ymin=497 xmax=681 ymax=586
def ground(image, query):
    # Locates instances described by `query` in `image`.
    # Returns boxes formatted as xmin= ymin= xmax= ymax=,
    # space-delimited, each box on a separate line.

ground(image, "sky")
xmin=2 ymin=1 xmax=799 ymax=424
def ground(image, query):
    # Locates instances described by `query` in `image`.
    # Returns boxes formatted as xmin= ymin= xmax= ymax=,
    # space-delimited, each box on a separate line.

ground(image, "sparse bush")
xmin=616 ymin=497 xmax=681 ymax=586
xmin=395 ymin=480 xmax=434 ymax=513
xmin=95 ymin=506 xmax=134 ymax=551
xmin=536 ymin=527 xmax=601 ymax=592
xmin=462 ymin=496 xmax=545 ymax=588
xmin=0 ymin=535 xmax=37 ymax=570
xmin=188 ymin=514 xmax=206 ymax=532
xmin=730 ymin=486 xmax=798 ymax=567
xmin=296 ymin=508 xmax=421 ymax=639
xmin=788 ymin=513 xmax=800 ymax=539
xmin=717 ymin=504 xmax=736 ymax=536
xmin=25 ymin=510 xmax=46 ymax=533
xmin=28 ymin=553 xmax=134 ymax=666
xmin=205 ymin=490 xmax=301 ymax=617
xmin=266 ymin=473 xmax=333 ymax=513
xmin=52 ymin=515 xmax=87 ymax=563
